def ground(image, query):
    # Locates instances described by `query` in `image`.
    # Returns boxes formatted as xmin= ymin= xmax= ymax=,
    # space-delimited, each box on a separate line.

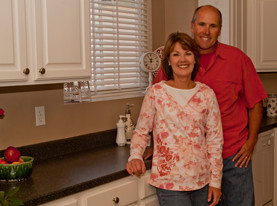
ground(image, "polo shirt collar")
xmin=215 ymin=41 xmax=227 ymax=60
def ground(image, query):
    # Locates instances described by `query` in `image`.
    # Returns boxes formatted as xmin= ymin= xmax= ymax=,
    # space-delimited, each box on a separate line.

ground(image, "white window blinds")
xmin=90 ymin=0 xmax=152 ymax=101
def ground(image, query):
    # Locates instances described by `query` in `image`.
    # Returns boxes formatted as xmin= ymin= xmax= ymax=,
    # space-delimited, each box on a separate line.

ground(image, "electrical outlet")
xmin=35 ymin=106 xmax=46 ymax=126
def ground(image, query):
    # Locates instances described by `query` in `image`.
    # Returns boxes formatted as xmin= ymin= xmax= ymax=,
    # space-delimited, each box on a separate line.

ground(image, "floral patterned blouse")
xmin=129 ymin=81 xmax=223 ymax=191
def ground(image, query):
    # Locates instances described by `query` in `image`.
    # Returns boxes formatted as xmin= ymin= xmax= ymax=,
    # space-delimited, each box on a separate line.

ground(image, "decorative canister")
xmin=267 ymin=94 xmax=277 ymax=117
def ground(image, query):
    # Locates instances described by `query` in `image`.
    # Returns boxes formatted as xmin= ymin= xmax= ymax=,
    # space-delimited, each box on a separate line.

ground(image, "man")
xmin=151 ymin=5 xmax=267 ymax=206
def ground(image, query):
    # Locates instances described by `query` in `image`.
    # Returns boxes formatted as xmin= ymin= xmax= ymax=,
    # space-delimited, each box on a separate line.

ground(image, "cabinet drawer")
xmin=138 ymin=171 xmax=156 ymax=199
xmin=83 ymin=176 xmax=138 ymax=206
xmin=40 ymin=196 xmax=79 ymax=206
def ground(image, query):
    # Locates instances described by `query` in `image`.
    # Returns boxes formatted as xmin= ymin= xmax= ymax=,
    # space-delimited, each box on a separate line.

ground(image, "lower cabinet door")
xmin=83 ymin=176 xmax=138 ymax=206
xmin=139 ymin=195 xmax=159 ymax=206
xmin=252 ymin=130 xmax=274 ymax=206
xmin=138 ymin=171 xmax=156 ymax=199
xmin=128 ymin=203 xmax=139 ymax=206
xmin=137 ymin=171 xmax=159 ymax=206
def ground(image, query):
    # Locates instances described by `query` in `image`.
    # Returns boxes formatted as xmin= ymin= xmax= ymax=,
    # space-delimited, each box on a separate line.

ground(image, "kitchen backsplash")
xmin=0 ymin=129 xmax=117 ymax=162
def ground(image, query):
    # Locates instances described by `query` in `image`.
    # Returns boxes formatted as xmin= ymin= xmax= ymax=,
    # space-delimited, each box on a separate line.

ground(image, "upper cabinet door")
xmin=246 ymin=0 xmax=277 ymax=72
xmin=33 ymin=0 xmax=91 ymax=81
xmin=0 ymin=0 xmax=28 ymax=83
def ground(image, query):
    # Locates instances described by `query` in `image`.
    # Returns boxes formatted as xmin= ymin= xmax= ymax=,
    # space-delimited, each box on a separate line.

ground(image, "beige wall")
xmin=259 ymin=73 xmax=277 ymax=94
xmin=164 ymin=0 xmax=197 ymax=41
xmin=0 ymin=84 xmax=143 ymax=150
xmin=152 ymin=0 xmax=165 ymax=50
xmin=152 ymin=0 xmax=197 ymax=49
xmin=0 ymin=1 xmax=276 ymax=150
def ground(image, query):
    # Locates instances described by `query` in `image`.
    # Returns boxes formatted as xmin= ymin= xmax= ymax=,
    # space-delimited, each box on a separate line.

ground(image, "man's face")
xmin=191 ymin=6 xmax=222 ymax=54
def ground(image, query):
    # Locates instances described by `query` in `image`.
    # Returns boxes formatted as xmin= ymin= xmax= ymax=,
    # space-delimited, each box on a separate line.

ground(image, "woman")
xmin=126 ymin=32 xmax=223 ymax=206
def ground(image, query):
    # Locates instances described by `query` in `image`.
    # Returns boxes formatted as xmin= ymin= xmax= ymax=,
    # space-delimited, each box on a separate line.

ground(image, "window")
xmin=89 ymin=0 xmax=152 ymax=101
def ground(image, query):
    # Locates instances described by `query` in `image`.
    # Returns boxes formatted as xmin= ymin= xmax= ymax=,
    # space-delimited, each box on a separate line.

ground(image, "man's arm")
xmin=152 ymin=66 xmax=167 ymax=85
xmin=143 ymin=134 xmax=154 ymax=159
xmin=233 ymin=101 xmax=263 ymax=167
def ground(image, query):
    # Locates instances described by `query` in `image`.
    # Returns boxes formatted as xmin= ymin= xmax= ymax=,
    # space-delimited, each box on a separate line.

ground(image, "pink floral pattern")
xmin=129 ymin=81 xmax=223 ymax=191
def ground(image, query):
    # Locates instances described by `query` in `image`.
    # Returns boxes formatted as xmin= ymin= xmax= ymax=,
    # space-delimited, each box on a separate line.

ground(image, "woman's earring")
xmin=168 ymin=63 xmax=171 ymax=66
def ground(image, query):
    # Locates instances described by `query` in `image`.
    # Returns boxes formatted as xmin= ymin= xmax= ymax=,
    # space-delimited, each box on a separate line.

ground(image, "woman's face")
xmin=168 ymin=42 xmax=195 ymax=79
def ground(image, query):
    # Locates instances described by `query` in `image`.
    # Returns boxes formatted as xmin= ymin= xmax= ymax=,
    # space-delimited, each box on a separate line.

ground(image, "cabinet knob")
xmin=113 ymin=197 xmax=120 ymax=204
xmin=39 ymin=68 xmax=46 ymax=74
xmin=23 ymin=68 xmax=30 ymax=75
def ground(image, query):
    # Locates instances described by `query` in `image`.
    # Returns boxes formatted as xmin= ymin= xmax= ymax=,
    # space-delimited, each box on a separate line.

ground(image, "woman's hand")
xmin=126 ymin=159 xmax=146 ymax=177
xmin=208 ymin=186 xmax=221 ymax=206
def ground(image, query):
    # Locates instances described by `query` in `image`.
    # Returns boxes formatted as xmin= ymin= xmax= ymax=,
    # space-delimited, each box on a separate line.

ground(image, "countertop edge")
xmin=26 ymin=170 xmax=129 ymax=206
xmin=25 ymin=158 xmax=152 ymax=206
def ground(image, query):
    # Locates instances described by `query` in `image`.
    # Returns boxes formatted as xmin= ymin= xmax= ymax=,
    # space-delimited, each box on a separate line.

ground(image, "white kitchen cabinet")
xmin=40 ymin=197 xmax=80 ymax=206
xmin=81 ymin=171 xmax=158 ymax=206
xmin=38 ymin=170 xmax=159 ymax=206
xmin=139 ymin=195 xmax=159 ymax=206
xmin=0 ymin=0 xmax=91 ymax=86
xmin=82 ymin=176 xmax=138 ymax=206
xmin=274 ymin=128 xmax=277 ymax=206
xmin=127 ymin=204 xmax=139 ymax=206
xmin=231 ymin=0 xmax=277 ymax=72
xmin=39 ymin=175 xmax=138 ymax=206
xmin=137 ymin=170 xmax=159 ymax=206
xmin=252 ymin=129 xmax=275 ymax=206
xmin=0 ymin=0 xmax=28 ymax=83
xmin=32 ymin=0 xmax=91 ymax=82
xmin=245 ymin=0 xmax=277 ymax=72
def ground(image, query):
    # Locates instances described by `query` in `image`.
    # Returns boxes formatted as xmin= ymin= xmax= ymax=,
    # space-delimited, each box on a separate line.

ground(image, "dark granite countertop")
xmin=0 ymin=117 xmax=276 ymax=206
xmin=0 ymin=129 xmax=152 ymax=206
xmin=259 ymin=116 xmax=277 ymax=132
xmin=0 ymin=145 xmax=151 ymax=206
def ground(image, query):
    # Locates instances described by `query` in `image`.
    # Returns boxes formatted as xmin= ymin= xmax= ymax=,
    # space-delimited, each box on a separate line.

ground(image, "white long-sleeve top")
xmin=129 ymin=81 xmax=223 ymax=190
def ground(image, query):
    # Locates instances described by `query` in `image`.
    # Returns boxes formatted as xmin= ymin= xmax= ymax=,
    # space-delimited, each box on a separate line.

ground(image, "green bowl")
xmin=0 ymin=156 xmax=34 ymax=181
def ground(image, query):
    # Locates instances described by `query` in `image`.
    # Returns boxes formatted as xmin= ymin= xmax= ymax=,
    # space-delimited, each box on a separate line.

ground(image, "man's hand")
xmin=208 ymin=186 xmax=221 ymax=206
xmin=143 ymin=135 xmax=154 ymax=159
xmin=232 ymin=101 xmax=263 ymax=168
xmin=143 ymin=147 xmax=153 ymax=160
xmin=126 ymin=159 xmax=146 ymax=177
xmin=232 ymin=139 xmax=256 ymax=168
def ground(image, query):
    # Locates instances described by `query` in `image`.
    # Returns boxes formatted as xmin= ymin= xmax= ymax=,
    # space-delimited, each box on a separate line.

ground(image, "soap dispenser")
xmin=125 ymin=103 xmax=135 ymax=144
xmin=116 ymin=115 xmax=126 ymax=146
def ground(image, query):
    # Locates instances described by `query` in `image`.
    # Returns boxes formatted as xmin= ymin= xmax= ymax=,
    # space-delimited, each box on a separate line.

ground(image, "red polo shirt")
xmin=153 ymin=42 xmax=267 ymax=159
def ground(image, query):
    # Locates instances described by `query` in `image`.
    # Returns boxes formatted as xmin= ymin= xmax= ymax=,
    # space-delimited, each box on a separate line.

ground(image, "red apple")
xmin=4 ymin=146 xmax=21 ymax=163
xmin=0 ymin=159 xmax=8 ymax=164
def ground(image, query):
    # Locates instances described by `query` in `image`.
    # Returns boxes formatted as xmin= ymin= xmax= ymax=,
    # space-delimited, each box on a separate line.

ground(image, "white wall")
xmin=198 ymin=0 xmax=230 ymax=44
xmin=164 ymin=0 xmax=197 ymax=41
